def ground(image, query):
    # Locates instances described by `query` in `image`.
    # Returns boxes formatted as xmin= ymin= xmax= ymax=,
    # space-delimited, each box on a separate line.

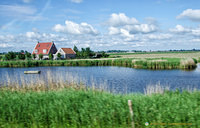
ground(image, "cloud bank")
xmin=177 ymin=9 xmax=200 ymax=22
xmin=53 ymin=20 xmax=98 ymax=35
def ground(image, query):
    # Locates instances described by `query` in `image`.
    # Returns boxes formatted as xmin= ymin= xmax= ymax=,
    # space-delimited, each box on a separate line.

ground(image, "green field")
xmin=108 ymin=51 xmax=200 ymax=60
xmin=0 ymin=86 xmax=199 ymax=128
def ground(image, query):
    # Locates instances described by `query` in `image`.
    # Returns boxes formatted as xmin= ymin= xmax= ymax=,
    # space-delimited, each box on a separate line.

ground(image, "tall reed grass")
xmin=0 ymin=71 xmax=200 ymax=128
xmin=180 ymin=58 xmax=197 ymax=69
xmin=144 ymin=82 xmax=170 ymax=95
xmin=0 ymin=58 xmax=197 ymax=70
xmin=0 ymin=82 xmax=199 ymax=127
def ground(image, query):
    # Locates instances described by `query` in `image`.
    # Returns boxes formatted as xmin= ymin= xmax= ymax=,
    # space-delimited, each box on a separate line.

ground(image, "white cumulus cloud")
xmin=107 ymin=13 xmax=158 ymax=36
xmin=125 ymin=24 xmax=158 ymax=34
xmin=177 ymin=9 xmax=200 ymax=22
xmin=169 ymin=25 xmax=190 ymax=33
xmin=146 ymin=34 xmax=173 ymax=40
xmin=108 ymin=13 xmax=138 ymax=27
xmin=0 ymin=43 xmax=13 ymax=48
xmin=53 ymin=20 xmax=98 ymax=35
xmin=26 ymin=31 xmax=41 ymax=38
xmin=192 ymin=27 xmax=200 ymax=36
xmin=120 ymin=29 xmax=135 ymax=41
xmin=108 ymin=27 xmax=120 ymax=35
xmin=191 ymin=39 xmax=200 ymax=42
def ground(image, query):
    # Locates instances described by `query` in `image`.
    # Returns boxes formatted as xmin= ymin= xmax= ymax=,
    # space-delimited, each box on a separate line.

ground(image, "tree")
xmin=80 ymin=48 xmax=86 ymax=58
xmin=5 ymin=52 xmax=16 ymax=60
xmin=102 ymin=51 xmax=109 ymax=58
xmin=39 ymin=54 xmax=43 ymax=60
xmin=49 ymin=53 xmax=53 ymax=60
xmin=0 ymin=56 xmax=2 ymax=61
xmin=2 ymin=55 xmax=7 ymax=61
xmin=73 ymin=45 xmax=79 ymax=53
xmin=57 ymin=53 xmax=61 ymax=60
xmin=18 ymin=53 xmax=25 ymax=60
xmin=25 ymin=51 xmax=31 ymax=59
xmin=32 ymin=54 xmax=36 ymax=60
xmin=20 ymin=50 xmax=25 ymax=54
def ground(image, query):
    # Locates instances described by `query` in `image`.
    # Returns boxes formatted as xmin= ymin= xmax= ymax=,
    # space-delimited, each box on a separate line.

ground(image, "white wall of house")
xmin=54 ymin=48 xmax=65 ymax=59
xmin=54 ymin=48 xmax=76 ymax=59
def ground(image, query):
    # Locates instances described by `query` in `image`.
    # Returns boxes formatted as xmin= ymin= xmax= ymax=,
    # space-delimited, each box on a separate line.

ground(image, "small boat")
xmin=24 ymin=71 xmax=41 ymax=74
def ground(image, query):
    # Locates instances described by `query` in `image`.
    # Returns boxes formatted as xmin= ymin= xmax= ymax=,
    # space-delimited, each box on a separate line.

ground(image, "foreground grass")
xmin=0 ymin=58 xmax=197 ymax=70
xmin=0 ymin=87 xmax=199 ymax=128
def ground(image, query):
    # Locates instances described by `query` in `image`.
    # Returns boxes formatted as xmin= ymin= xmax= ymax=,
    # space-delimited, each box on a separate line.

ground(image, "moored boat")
xmin=24 ymin=71 xmax=41 ymax=74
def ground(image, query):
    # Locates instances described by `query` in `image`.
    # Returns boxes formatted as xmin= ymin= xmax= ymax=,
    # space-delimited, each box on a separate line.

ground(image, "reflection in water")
xmin=0 ymin=65 xmax=200 ymax=93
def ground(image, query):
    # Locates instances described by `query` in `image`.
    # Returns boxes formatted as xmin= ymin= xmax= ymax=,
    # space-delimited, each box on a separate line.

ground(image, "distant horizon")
xmin=0 ymin=0 xmax=200 ymax=52
xmin=1 ymin=47 xmax=200 ymax=54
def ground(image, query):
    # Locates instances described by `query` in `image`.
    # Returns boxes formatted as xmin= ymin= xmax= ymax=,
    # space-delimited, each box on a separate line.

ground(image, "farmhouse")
xmin=32 ymin=42 xmax=57 ymax=59
xmin=54 ymin=48 xmax=76 ymax=59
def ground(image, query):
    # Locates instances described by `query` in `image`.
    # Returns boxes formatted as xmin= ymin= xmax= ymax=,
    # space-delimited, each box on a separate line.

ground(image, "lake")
xmin=0 ymin=64 xmax=200 ymax=93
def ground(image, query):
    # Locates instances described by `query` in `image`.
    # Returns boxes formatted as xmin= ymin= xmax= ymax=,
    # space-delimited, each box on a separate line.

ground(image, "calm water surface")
xmin=0 ymin=64 xmax=200 ymax=93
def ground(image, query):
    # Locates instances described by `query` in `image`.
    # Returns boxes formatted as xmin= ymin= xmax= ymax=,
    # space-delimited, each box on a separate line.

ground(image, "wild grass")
xmin=180 ymin=58 xmax=197 ymax=69
xmin=0 ymin=80 xmax=199 ymax=127
xmin=144 ymin=82 xmax=170 ymax=95
xmin=0 ymin=58 xmax=197 ymax=70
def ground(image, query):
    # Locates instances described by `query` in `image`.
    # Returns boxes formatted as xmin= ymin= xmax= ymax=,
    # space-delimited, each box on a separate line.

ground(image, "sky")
xmin=0 ymin=0 xmax=200 ymax=52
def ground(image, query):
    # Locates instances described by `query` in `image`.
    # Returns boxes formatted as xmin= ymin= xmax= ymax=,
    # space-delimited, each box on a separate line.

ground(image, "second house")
xmin=54 ymin=48 xmax=76 ymax=59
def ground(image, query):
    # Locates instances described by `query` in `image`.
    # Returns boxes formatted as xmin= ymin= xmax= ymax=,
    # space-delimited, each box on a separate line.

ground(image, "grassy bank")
xmin=0 ymin=58 xmax=197 ymax=70
xmin=0 ymin=86 xmax=199 ymax=128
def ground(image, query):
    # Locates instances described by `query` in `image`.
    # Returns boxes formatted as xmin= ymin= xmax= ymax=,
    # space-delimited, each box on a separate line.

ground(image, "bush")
xmin=18 ymin=54 xmax=25 ymax=60
xmin=193 ymin=58 xmax=198 ymax=64
xmin=39 ymin=54 xmax=43 ymax=60
xmin=5 ymin=52 xmax=16 ymax=60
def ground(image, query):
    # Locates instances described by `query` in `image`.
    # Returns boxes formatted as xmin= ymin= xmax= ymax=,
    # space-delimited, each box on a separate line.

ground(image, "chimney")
xmin=38 ymin=41 xmax=39 ymax=44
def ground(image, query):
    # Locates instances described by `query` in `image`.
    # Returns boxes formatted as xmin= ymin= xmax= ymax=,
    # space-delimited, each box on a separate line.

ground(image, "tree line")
xmin=73 ymin=46 xmax=109 ymax=59
xmin=0 ymin=47 xmax=109 ymax=61
xmin=0 ymin=50 xmax=32 ymax=61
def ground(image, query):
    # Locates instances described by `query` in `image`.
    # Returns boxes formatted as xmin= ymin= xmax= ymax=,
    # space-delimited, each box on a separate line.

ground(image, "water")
xmin=0 ymin=65 xmax=200 ymax=93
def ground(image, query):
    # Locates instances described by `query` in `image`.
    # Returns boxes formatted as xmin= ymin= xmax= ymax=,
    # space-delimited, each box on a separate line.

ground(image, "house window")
xmin=35 ymin=49 xmax=38 ymax=53
xmin=43 ymin=49 xmax=47 ymax=54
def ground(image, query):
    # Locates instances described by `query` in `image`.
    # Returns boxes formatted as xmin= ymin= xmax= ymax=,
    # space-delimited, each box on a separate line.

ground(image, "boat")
xmin=24 ymin=71 xmax=41 ymax=74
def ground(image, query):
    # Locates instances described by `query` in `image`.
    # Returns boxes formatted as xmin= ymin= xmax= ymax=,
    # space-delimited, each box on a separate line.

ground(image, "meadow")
xmin=0 ymin=57 xmax=197 ymax=70
xmin=0 ymin=82 xmax=199 ymax=128
xmin=109 ymin=51 xmax=200 ymax=59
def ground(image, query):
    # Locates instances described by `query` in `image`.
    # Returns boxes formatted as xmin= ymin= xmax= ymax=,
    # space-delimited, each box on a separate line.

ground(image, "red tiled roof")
xmin=32 ymin=42 xmax=53 ymax=55
xmin=61 ymin=48 xmax=76 ymax=54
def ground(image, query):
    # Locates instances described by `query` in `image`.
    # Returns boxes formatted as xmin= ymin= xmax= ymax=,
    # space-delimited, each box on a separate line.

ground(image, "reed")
xmin=0 ymin=84 xmax=199 ymax=127
xmin=180 ymin=58 xmax=197 ymax=69
xmin=144 ymin=82 xmax=170 ymax=95
xmin=0 ymin=72 xmax=200 ymax=127
xmin=0 ymin=58 xmax=197 ymax=70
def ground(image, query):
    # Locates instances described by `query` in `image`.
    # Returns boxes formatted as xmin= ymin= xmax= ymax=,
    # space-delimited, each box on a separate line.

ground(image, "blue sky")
xmin=0 ymin=0 xmax=200 ymax=52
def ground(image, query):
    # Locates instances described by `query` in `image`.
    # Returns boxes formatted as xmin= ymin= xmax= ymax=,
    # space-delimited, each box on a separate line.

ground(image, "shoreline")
xmin=0 ymin=58 xmax=197 ymax=70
